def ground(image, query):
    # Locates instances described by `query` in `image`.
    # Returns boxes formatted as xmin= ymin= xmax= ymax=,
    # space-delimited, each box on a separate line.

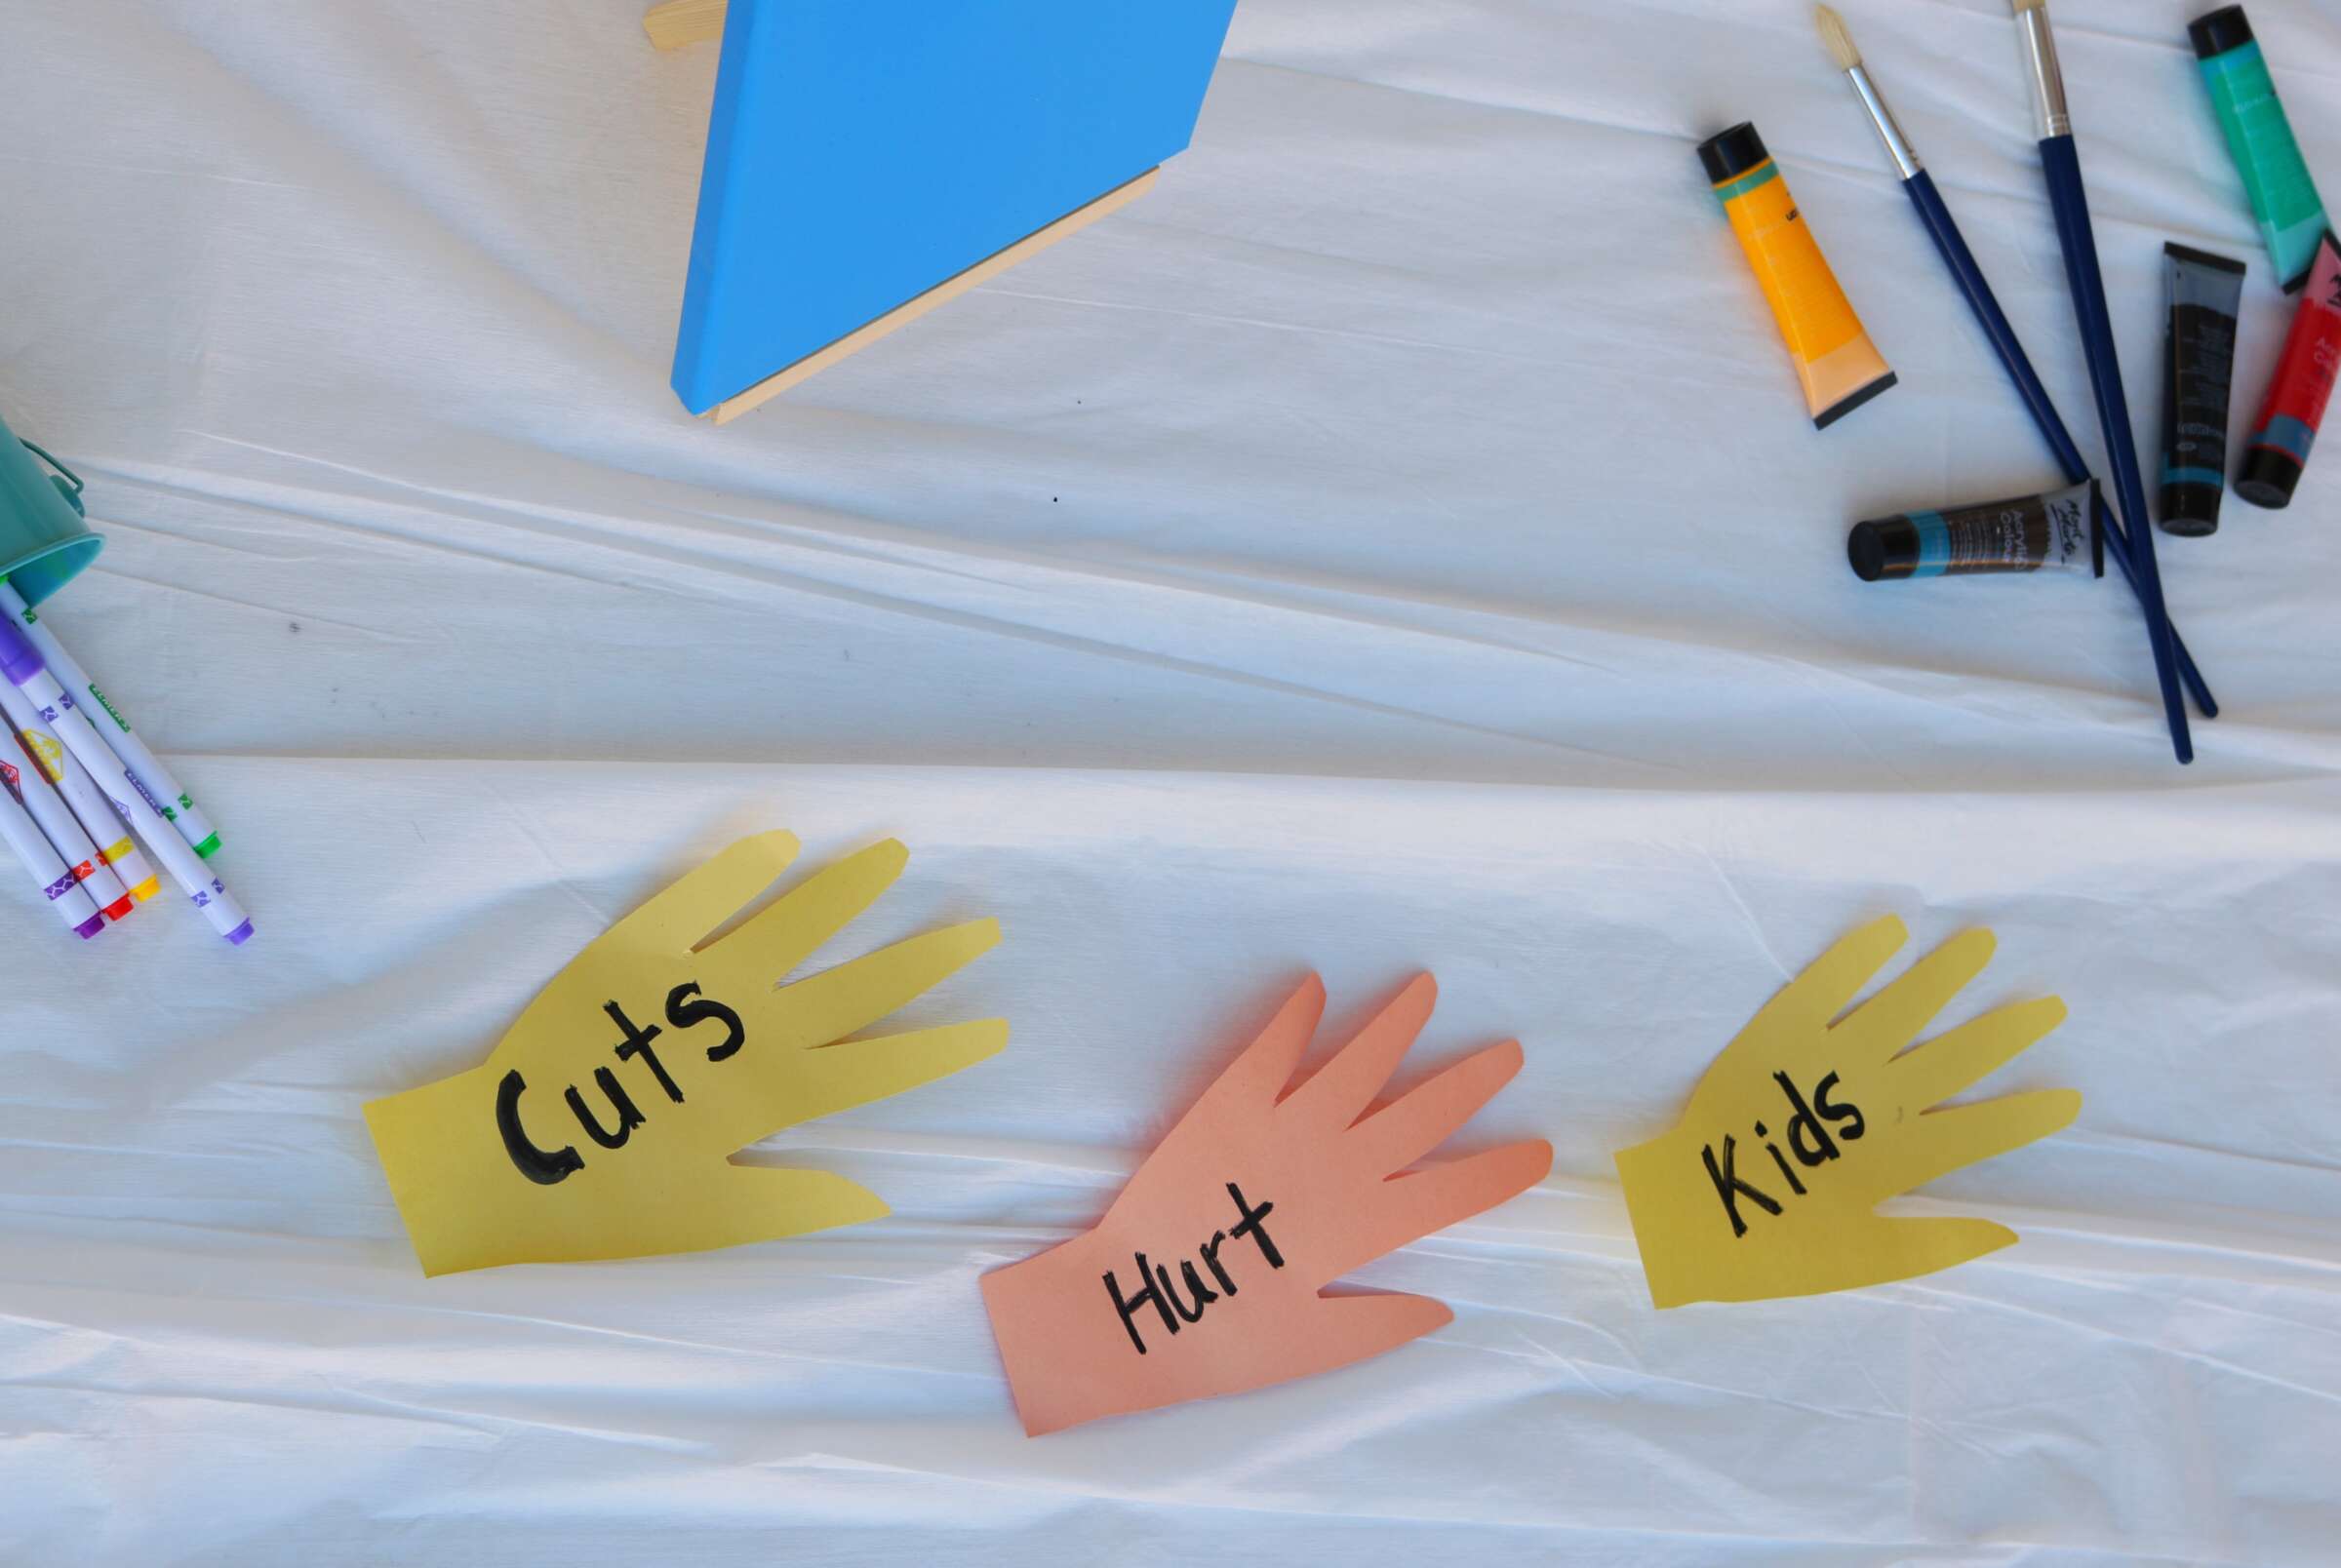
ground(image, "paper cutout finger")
xmin=365 ymin=832 xmax=1006 ymax=1274
xmin=1613 ymin=916 xmax=2078 ymax=1308
xmin=981 ymin=974 xmax=1551 ymax=1435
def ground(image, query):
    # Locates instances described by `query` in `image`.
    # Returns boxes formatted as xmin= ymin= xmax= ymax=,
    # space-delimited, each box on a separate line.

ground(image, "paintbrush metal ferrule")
xmin=2015 ymin=5 xmax=2072 ymax=139
xmin=1845 ymin=63 xmax=1923 ymax=179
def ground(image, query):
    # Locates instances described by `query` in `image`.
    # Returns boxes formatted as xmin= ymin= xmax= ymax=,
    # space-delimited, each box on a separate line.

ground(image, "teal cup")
xmin=0 ymin=410 xmax=101 ymax=608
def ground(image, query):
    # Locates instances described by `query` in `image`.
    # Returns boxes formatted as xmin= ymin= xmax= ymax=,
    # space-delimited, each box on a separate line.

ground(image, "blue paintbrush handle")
xmin=1902 ymin=170 xmax=2216 ymax=720
xmin=2038 ymin=136 xmax=2193 ymax=764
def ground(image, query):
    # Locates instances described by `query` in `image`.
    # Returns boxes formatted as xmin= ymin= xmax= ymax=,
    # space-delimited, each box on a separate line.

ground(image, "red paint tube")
xmin=2238 ymin=232 xmax=2341 ymax=510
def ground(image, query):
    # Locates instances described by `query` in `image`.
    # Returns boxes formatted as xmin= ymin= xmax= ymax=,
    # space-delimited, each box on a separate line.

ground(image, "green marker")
xmin=2191 ymin=7 xmax=2330 ymax=294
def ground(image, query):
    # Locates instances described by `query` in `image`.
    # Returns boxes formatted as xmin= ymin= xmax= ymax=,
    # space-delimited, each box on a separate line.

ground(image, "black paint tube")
xmin=2160 ymin=243 xmax=2248 ymax=535
xmin=1847 ymin=481 xmax=2097 ymax=581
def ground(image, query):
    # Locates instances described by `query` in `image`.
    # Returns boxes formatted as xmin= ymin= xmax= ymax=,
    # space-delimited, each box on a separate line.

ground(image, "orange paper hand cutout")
xmin=981 ymin=975 xmax=1551 ymax=1435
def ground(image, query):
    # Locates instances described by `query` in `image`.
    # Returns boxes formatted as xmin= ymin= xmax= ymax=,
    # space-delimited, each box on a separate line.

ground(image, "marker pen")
xmin=1699 ymin=122 xmax=1897 ymax=429
xmin=0 ymin=675 xmax=160 ymax=906
xmin=0 ymin=614 xmax=250 ymax=944
xmin=0 ymin=757 xmax=105 ymax=938
xmin=0 ymin=579 xmax=220 ymax=858
xmin=60 ymin=746 xmax=160 ymax=903
xmin=1 ymin=720 xmax=133 ymax=922
xmin=2238 ymin=233 xmax=2341 ymax=510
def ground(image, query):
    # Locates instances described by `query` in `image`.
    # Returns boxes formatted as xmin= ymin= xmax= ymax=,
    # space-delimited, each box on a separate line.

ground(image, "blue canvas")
xmin=671 ymin=0 xmax=1241 ymax=414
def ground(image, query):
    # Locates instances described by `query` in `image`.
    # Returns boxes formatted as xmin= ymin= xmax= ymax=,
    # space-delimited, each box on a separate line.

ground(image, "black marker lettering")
xmin=496 ymin=1069 xmax=584 ymax=1185
xmin=1703 ymin=1135 xmax=1781 ymax=1238
xmin=667 ymin=981 xmax=746 ymax=1062
xmin=566 ymin=1067 xmax=646 ymax=1150
xmin=1103 ymin=1186 xmax=1286 ymax=1353
xmin=1774 ymin=1071 xmax=1841 ymax=1167
xmin=608 ymin=1000 xmax=684 ymax=1104
xmin=1105 ymin=1267 xmax=1157 ymax=1354
xmin=1765 ymin=1139 xmax=1808 ymax=1196
xmin=1105 ymin=1253 xmax=1180 ymax=1354
xmin=1226 ymin=1182 xmax=1284 ymax=1270
xmin=1155 ymin=1259 xmax=1218 ymax=1323
xmin=1813 ymin=1071 xmax=1866 ymax=1141
xmin=1198 ymin=1232 xmax=1239 ymax=1296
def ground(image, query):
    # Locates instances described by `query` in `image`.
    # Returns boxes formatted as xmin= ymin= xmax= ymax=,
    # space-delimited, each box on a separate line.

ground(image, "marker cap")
xmin=194 ymin=882 xmax=253 ymax=944
xmin=2190 ymin=7 xmax=2254 ymax=60
xmin=1698 ymin=123 xmax=1769 ymax=187
xmin=72 ymin=911 xmax=105 ymax=939
xmin=0 ymin=616 xmax=41 ymax=687
xmin=0 ymin=415 xmax=102 ymax=609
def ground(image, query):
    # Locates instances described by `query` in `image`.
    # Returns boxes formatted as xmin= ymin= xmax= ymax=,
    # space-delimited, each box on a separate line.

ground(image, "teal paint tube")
xmin=2191 ymin=7 xmax=2331 ymax=294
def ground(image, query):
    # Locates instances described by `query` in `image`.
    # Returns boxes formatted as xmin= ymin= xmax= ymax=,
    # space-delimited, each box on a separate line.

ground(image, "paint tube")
xmin=2238 ymin=232 xmax=2341 ymax=510
xmin=2159 ymin=243 xmax=2247 ymax=535
xmin=1699 ymin=122 xmax=1897 ymax=429
xmin=2191 ymin=7 xmax=2331 ymax=294
xmin=1847 ymin=482 xmax=2096 ymax=581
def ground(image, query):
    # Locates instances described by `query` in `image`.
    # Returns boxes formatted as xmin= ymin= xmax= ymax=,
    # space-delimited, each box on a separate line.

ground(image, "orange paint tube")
xmin=1700 ymin=122 xmax=1897 ymax=429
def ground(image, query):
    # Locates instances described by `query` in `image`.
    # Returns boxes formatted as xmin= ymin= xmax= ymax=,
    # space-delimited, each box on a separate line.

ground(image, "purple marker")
xmin=0 ymin=616 xmax=251 ymax=945
xmin=0 ymin=754 xmax=105 ymax=937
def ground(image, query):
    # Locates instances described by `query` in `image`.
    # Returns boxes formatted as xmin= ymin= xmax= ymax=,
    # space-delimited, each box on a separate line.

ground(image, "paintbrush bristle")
xmin=2008 ymin=0 xmax=2046 ymax=13
xmin=1814 ymin=6 xmax=1861 ymax=71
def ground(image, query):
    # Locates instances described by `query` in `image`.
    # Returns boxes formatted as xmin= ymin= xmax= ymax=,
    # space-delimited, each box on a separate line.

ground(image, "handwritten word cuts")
xmin=496 ymin=983 xmax=745 ymax=1184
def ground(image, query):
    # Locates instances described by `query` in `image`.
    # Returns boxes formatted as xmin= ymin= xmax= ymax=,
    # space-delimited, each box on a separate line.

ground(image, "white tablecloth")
xmin=3 ymin=2 xmax=2337 ymax=1562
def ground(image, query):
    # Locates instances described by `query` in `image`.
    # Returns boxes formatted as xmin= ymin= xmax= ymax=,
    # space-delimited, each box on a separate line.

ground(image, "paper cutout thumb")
xmin=1614 ymin=916 xmax=2078 ymax=1307
xmin=365 ymin=831 xmax=1007 ymax=1274
xmin=982 ymin=973 xmax=1551 ymax=1435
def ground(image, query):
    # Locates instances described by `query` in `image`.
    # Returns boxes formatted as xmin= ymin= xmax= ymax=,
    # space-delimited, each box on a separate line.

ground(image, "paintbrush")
xmin=2005 ymin=0 xmax=2193 ymax=763
xmin=1814 ymin=5 xmax=2215 ymax=719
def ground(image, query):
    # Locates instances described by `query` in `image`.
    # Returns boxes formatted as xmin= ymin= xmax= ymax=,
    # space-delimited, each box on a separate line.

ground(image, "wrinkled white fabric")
xmin=1 ymin=2 xmax=2337 ymax=1563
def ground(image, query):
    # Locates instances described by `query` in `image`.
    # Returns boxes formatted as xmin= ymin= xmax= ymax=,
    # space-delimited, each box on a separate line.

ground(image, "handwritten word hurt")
xmin=495 ymin=984 xmax=746 ymax=1184
xmin=1104 ymin=1183 xmax=1283 ymax=1353
xmin=1703 ymin=1070 xmax=1866 ymax=1236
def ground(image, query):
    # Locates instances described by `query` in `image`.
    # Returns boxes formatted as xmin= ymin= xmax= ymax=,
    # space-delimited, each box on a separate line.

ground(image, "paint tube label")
xmin=1918 ymin=485 xmax=2091 ymax=576
xmin=2200 ymin=42 xmax=2330 ymax=289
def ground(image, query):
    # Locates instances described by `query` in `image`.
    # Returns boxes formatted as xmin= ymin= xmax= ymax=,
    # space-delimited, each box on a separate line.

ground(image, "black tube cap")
xmin=1846 ymin=518 xmax=1919 ymax=582
xmin=2236 ymin=446 xmax=2302 ymax=509
xmin=2159 ymin=482 xmax=2224 ymax=536
xmin=1698 ymin=123 xmax=1769 ymax=186
xmin=2190 ymin=6 xmax=2254 ymax=60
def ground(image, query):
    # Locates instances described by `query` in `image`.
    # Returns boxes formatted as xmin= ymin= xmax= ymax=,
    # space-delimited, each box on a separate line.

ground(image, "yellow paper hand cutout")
xmin=365 ymin=832 xmax=1005 ymax=1275
xmin=1614 ymin=916 xmax=2077 ymax=1308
